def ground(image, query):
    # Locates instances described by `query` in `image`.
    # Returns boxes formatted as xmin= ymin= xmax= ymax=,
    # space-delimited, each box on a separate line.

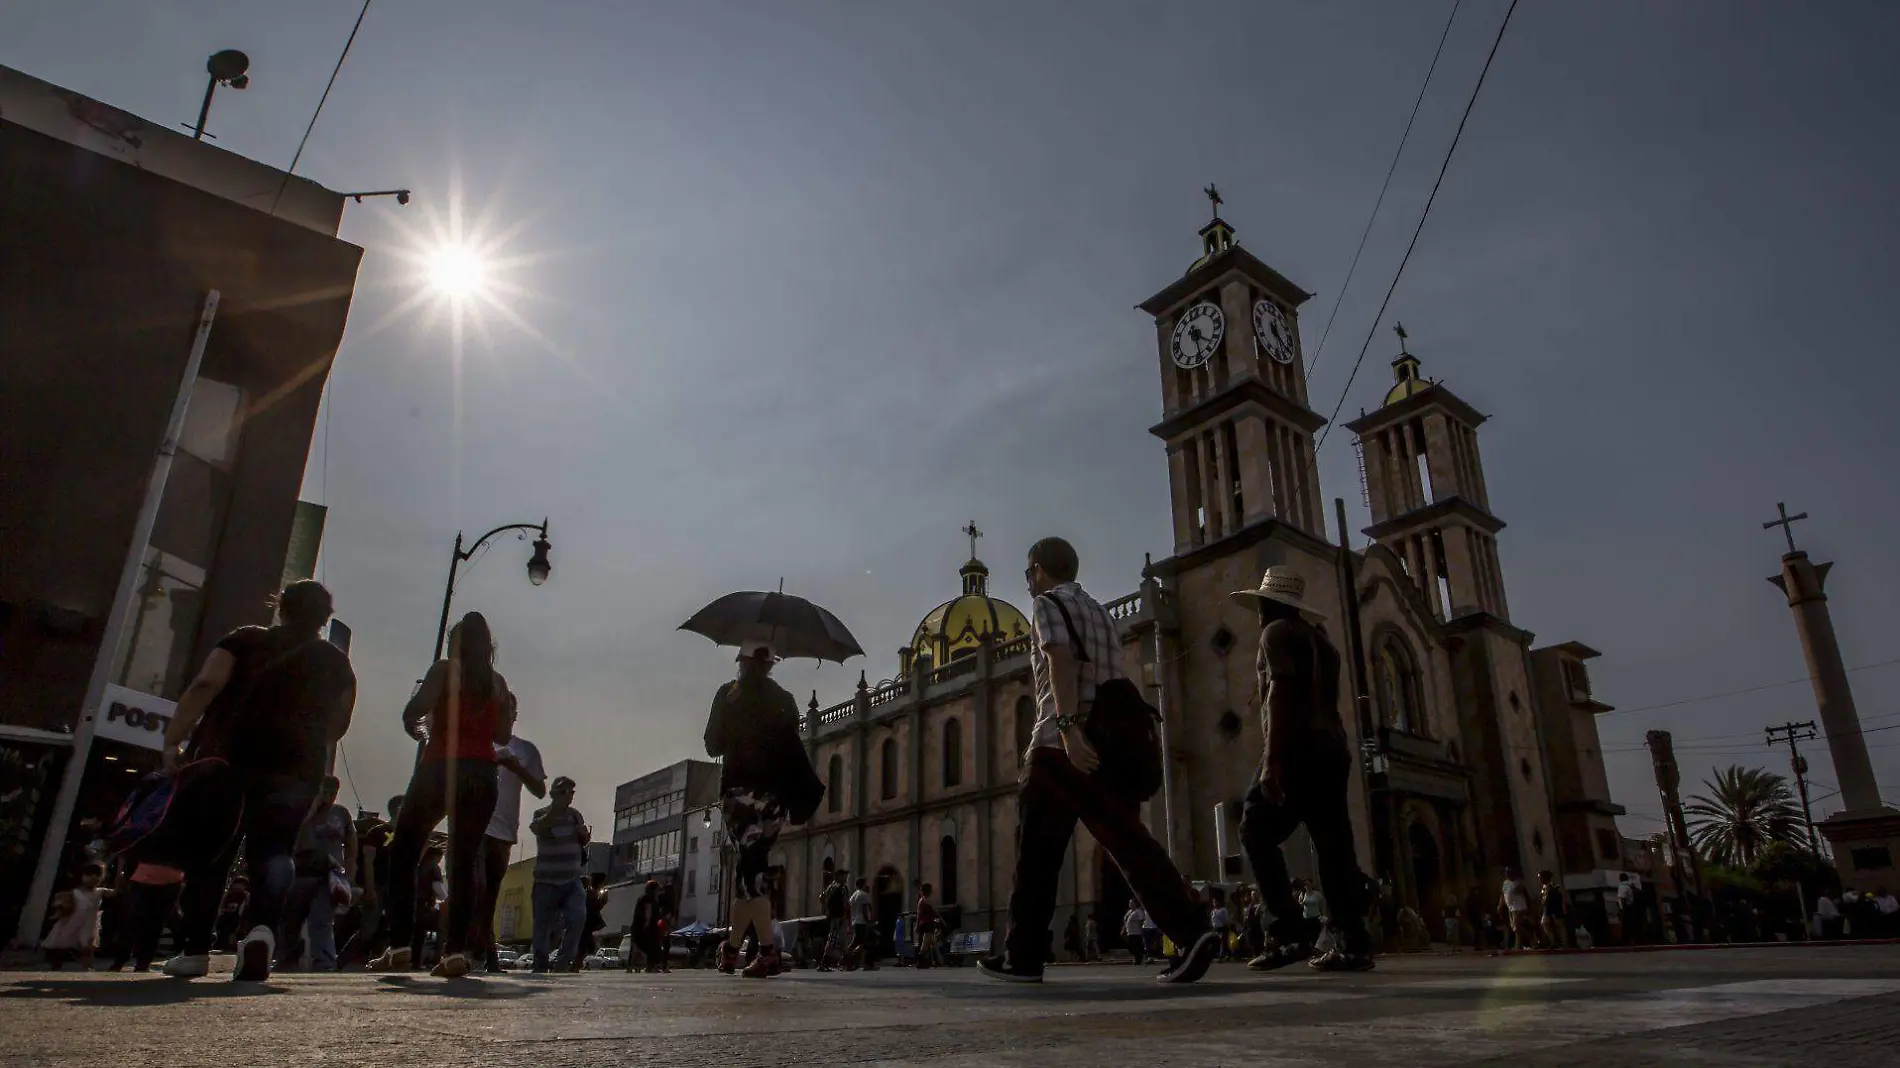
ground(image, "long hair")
xmin=446 ymin=611 xmax=498 ymax=706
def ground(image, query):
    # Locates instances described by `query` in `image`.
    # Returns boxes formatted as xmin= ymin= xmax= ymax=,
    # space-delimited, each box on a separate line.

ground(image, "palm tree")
xmin=1684 ymin=765 xmax=1802 ymax=867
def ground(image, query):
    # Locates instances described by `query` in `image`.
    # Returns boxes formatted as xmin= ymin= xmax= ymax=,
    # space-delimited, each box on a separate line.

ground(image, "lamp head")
xmin=526 ymin=533 xmax=552 ymax=586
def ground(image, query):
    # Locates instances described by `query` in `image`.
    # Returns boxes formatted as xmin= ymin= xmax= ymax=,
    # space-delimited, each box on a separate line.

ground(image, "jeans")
xmin=171 ymin=768 xmax=321 ymax=956
xmin=385 ymin=758 xmax=498 ymax=957
xmin=532 ymin=879 xmax=587 ymax=970
xmin=1240 ymin=742 xmax=1371 ymax=955
xmin=472 ymin=836 xmax=514 ymax=966
xmin=1004 ymin=747 xmax=1207 ymax=971
xmin=281 ymin=875 xmax=337 ymax=970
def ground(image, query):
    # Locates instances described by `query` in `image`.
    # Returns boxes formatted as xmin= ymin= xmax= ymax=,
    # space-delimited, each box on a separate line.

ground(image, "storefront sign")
xmin=97 ymin=685 xmax=176 ymax=751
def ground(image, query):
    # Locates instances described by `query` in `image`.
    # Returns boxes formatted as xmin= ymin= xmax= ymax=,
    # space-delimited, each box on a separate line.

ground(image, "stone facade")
xmin=777 ymin=208 xmax=1629 ymax=949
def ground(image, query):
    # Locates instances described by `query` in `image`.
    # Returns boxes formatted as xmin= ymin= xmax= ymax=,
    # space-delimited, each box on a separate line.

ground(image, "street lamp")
xmin=432 ymin=517 xmax=552 ymax=662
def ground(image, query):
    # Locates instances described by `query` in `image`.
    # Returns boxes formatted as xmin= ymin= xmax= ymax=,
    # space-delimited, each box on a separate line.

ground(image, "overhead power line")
xmin=268 ymin=0 xmax=376 ymax=216
xmin=1600 ymin=656 xmax=1900 ymax=719
xmin=1315 ymin=0 xmax=1520 ymax=448
xmin=1306 ymin=0 xmax=1464 ymax=381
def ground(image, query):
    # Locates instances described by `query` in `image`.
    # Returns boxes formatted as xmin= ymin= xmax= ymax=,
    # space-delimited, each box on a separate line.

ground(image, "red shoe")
xmin=718 ymin=944 xmax=739 ymax=975
xmin=742 ymin=947 xmax=779 ymax=978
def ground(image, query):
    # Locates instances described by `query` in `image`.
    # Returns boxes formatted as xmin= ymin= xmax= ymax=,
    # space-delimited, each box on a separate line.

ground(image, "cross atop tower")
xmin=1394 ymin=321 xmax=1410 ymax=355
xmin=1203 ymin=183 xmax=1223 ymax=219
xmin=1763 ymin=501 xmax=1809 ymax=555
xmin=962 ymin=520 xmax=983 ymax=560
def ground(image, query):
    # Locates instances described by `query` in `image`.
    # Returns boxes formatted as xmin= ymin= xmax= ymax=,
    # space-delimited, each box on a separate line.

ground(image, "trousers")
xmin=385 ymin=758 xmax=498 ymax=956
xmin=1239 ymin=741 xmax=1370 ymax=954
xmin=1005 ymin=747 xmax=1206 ymax=970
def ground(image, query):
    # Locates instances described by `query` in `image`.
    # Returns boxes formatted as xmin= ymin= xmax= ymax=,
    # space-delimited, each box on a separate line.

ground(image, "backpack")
xmin=1044 ymin=594 xmax=1164 ymax=804
xmin=101 ymin=757 xmax=229 ymax=864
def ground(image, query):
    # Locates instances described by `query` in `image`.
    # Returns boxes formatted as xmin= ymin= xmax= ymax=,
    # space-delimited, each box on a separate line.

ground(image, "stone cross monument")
xmin=1763 ymin=503 xmax=1899 ymax=887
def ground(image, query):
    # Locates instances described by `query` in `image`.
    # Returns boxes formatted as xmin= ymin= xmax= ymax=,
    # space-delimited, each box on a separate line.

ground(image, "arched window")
xmin=881 ymin=737 xmax=899 ymax=800
xmin=1015 ymin=695 xmax=1036 ymax=766
xmin=943 ymin=717 xmax=963 ymax=788
xmin=939 ymin=835 xmax=959 ymax=905
xmin=1376 ymin=635 xmax=1425 ymax=736
xmin=827 ymin=754 xmax=844 ymax=813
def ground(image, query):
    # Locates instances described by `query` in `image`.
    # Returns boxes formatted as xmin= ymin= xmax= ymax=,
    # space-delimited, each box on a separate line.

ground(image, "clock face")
xmin=1170 ymin=302 xmax=1225 ymax=369
xmin=1254 ymin=299 xmax=1295 ymax=365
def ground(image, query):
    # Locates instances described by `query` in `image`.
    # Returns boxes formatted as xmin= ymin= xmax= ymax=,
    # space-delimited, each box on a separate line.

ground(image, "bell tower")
xmin=1342 ymin=326 xmax=1508 ymax=622
xmin=1141 ymin=188 xmax=1327 ymax=551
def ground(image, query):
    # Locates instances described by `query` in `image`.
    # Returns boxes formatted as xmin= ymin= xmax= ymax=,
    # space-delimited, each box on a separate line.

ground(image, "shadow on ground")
xmin=0 ymin=978 xmax=284 ymax=1006
xmin=374 ymin=975 xmax=543 ymax=1000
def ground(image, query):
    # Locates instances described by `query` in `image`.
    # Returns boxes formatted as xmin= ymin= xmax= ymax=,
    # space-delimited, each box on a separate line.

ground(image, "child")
xmin=44 ymin=864 xmax=113 ymax=970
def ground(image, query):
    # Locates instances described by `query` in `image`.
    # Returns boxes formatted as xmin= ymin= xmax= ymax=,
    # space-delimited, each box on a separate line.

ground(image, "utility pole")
xmin=1646 ymin=731 xmax=1703 ymax=911
xmin=1765 ymin=720 xmax=1822 ymax=856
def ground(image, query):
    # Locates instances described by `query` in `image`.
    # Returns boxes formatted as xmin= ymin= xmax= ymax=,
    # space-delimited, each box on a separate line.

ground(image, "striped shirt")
xmin=1028 ymin=582 xmax=1124 ymax=754
xmin=531 ymin=806 xmax=589 ymax=885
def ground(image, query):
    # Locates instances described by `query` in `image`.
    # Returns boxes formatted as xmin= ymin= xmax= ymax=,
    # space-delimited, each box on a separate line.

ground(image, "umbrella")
xmin=679 ymin=590 xmax=864 ymax=663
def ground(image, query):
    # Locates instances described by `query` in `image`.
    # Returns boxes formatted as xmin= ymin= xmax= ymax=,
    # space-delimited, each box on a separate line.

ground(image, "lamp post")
xmin=432 ymin=519 xmax=552 ymax=662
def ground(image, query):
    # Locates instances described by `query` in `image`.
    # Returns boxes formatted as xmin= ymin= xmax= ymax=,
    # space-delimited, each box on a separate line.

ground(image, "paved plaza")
xmin=3 ymin=947 xmax=1898 ymax=1068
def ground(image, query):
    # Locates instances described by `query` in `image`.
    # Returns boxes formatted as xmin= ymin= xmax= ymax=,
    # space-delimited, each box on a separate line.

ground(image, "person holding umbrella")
xmin=702 ymin=641 xmax=823 ymax=977
xmin=683 ymin=587 xmax=858 ymax=978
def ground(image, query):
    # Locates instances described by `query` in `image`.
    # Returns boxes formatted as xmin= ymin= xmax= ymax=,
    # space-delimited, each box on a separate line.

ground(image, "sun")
xmin=426 ymin=243 xmax=487 ymax=298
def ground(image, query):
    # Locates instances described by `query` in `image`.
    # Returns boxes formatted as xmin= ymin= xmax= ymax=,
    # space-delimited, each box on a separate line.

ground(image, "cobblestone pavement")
xmin=3 ymin=947 xmax=1897 ymax=1067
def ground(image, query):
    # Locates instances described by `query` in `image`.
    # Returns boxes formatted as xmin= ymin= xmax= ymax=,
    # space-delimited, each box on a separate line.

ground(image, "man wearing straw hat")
xmin=1232 ymin=566 xmax=1374 ymax=973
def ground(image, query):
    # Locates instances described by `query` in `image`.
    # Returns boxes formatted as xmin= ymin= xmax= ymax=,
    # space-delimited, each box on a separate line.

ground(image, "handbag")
xmin=1042 ymin=594 xmax=1164 ymax=803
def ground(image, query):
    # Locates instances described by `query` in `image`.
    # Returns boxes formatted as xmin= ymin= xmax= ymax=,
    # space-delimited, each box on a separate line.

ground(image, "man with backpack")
xmin=153 ymin=580 xmax=357 ymax=981
xmin=978 ymin=537 xmax=1217 ymax=985
xmin=1234 ymin=566 xmax=1374 ymax=973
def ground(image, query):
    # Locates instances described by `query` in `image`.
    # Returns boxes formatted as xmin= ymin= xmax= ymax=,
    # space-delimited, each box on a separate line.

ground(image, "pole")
xmin=1152 ymin=611 xmax=1178 ymax=865
xmin=1765 ymin=720 xmax=1821 ymax=856
xmin=1333 ymin=498 xmax=1385 ymax=887
xmin=17 ymin=291 xmax=220 ymax=947
xmin=191 ymin=76 xmax=217 ymax=140
xmin=432 ymin=531 xmax=464 ymax=664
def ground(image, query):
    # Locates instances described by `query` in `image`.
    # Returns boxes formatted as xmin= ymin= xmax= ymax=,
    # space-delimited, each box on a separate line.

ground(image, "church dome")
xmin=1382 ymin=325 xmax=1434 ymax=407
xmin=901 ymin=556 xmax=1030 ymax=677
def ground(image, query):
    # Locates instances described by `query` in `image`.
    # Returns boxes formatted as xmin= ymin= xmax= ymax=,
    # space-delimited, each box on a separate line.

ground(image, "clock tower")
xmin=1138 ymin=192 xmax=1367 ymax=882
xmin=1142 ymin=190 xmax=1327 ymax=550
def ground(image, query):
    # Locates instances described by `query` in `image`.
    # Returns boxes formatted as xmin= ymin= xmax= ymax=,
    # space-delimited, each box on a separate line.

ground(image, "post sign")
xmin=97 ymin=684 xmax=176 ymax=752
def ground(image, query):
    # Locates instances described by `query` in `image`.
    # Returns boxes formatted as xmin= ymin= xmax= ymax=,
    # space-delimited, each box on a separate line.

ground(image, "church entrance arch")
xmin=1400 ymin=803 xmax=1446 ymax=935
xmin=874 ymin=866 xmax=903 ymax=958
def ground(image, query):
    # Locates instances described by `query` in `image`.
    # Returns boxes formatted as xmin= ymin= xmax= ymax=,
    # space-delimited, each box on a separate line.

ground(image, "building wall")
xmin=0 ymin=120 xmax=360 ymax=733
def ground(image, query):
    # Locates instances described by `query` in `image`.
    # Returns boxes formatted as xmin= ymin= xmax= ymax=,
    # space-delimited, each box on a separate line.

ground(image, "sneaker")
xmin=976 ymin=954 xmax=1043 ymax=984
xmin=160 ymin=953 xmax=210 ymax=978
xmin=1156 ymin=931 xmax=1221 ymax=985
xmin=365 ymin=947 xmax=412 ymax=972
xmin=234 ymin=926 xmax=275 ymax=982
xmin=1308 ymin=948 xmax=1376 ymax=973
xmin=431 ymin=952 xmax=470 ymax=978
xmin=1247 ymin=939 xmax=1313 ymax=972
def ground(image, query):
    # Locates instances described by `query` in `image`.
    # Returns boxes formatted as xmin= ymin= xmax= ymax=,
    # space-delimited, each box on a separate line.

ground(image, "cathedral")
xmin=771 ymin=202 xmax=1628 ymax=951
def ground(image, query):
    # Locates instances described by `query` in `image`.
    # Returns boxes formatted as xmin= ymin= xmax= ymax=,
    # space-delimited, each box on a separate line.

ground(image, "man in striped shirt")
xmin=979 ymin=537 xmax=1217 ymax=985
xmin=528 ymin=776 xmax=591 ymax=972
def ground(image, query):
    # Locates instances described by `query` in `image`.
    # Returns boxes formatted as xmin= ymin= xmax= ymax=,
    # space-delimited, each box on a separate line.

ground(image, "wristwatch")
xmin=1056 ymin=715 xmax=1078 ymax=732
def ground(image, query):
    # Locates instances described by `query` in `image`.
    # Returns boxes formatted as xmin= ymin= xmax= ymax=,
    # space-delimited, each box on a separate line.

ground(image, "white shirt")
xmin=1503 ymin=880 xmax=1528 ymax=913
xmin=1616 ymin=882 xmax=1634 ymax=906
xmin=1302 ymin=890 xmax=1325 ymax=920
xmin=1815 ymin=896 xmax=1839 ymax=918
xmin=487 ymin=736 xmax=545 ymax=842
xmin=1210 ymin=906 xmax=1230 ymax=929
xmin=849 ymin=889 xmax=873 ymax=925
xmin=1123 ymin=908 xmax=1146 ymax=936
xmin=1877 ymin=894 xmax=1899 ymax=916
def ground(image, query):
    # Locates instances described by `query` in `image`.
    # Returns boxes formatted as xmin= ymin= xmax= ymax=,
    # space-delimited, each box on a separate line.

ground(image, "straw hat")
xmin=1230 ymin=565 xmax=1325 ymax=621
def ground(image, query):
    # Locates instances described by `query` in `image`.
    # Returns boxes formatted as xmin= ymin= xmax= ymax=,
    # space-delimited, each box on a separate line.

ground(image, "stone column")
xmin=1167 ymin=443 xmax=1196 ymax=554
xmin=1362 ymin=430 xmax=1392 ymax=524
xmin=1233 ymin=415 xmax=1273 ymax=526
xmin=1770 ymin=552 xmax=1884 ymax=813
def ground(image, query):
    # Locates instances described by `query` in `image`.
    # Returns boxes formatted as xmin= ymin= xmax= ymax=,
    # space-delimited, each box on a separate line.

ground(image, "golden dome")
xmin=900 ymin=558 xmax=1031 ymax=677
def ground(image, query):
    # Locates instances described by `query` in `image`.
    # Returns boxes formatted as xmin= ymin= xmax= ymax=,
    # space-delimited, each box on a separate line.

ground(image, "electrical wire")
xmin=1600 ymin=656 xmax=1900 ymax=719
xmin=1315 ymin=0 xmax=1520 ymax=449
xmin=1305 ymin=0 xmax=1464 ymax=381
xmin=267 ymin=0 xmax=376 ymax=216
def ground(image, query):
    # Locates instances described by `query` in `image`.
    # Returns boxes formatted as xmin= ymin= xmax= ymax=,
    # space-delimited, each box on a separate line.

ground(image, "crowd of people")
xmin=39 ymin=541 xmax=1896 ymax=985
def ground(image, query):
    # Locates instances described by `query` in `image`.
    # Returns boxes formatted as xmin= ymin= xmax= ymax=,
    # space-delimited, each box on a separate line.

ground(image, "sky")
xmin=8 ymin=0 xmax=1900 ymax=862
